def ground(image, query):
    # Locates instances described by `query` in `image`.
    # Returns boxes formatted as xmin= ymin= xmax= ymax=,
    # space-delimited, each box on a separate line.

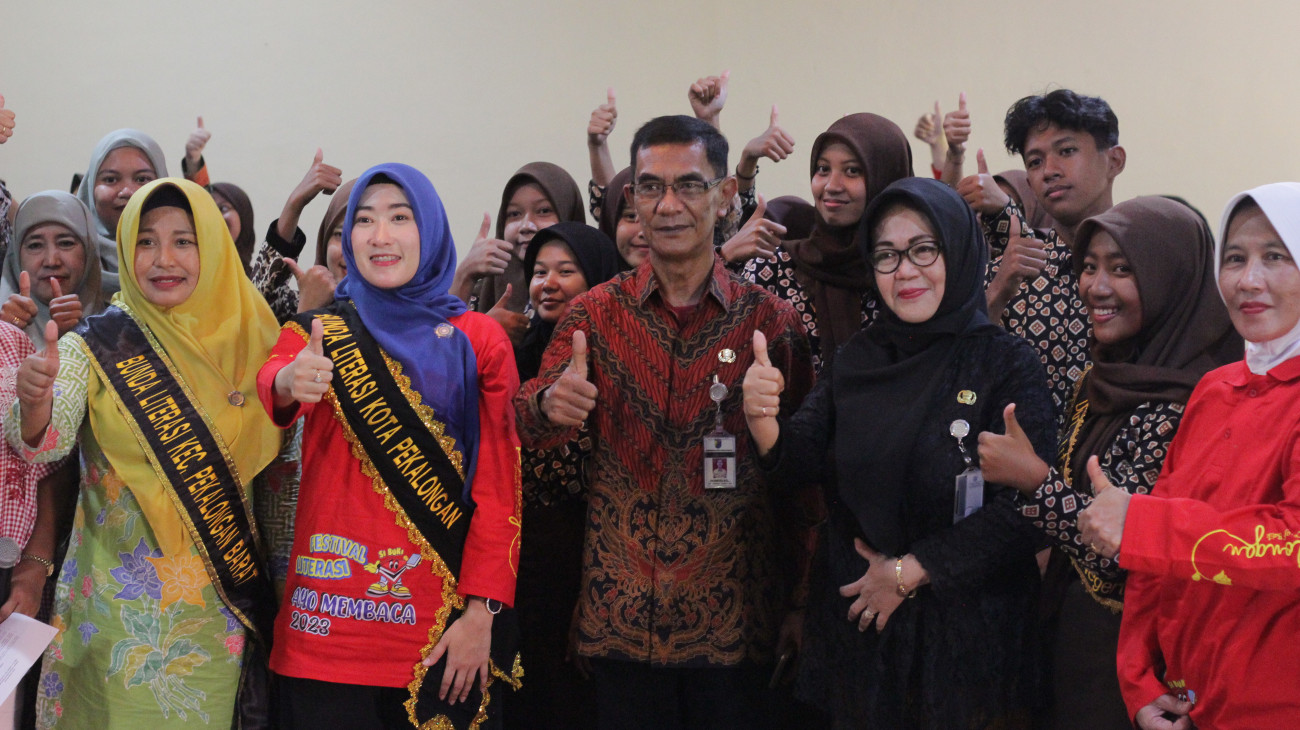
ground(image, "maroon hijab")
xmin=1066 ymin=196 xmax=1241 ymax=491
xmin=785 ymin=113 xmax=913 ymax=357
xmin=473 ymin=162 xmax=585 ymax=313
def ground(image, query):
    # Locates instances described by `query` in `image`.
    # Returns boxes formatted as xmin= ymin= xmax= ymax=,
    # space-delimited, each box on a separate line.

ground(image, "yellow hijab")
xmin=84 ymin=178 xmax=280 ymax=557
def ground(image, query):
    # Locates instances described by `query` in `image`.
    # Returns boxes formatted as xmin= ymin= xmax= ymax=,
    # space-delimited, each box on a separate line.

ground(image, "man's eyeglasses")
xmin=870 ymin=242 xmax=943 ymax=274
xmin=630 ymin=177 xmax=725 ymax=202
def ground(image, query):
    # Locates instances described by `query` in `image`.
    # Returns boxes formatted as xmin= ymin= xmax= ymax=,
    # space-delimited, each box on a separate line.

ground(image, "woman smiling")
xmin=8 ymin=179 xmax=282 ymax=729
xmin=745 ymin=177 xmax=1055 ymax=728
xmin=1080 ymin=183 xmax=1300 ymax=728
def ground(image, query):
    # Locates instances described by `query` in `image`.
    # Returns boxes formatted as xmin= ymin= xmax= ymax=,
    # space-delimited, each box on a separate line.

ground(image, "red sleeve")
xmin=1119 ymin=432 xmax=1300 ymax=591
xmin=256 ymin=324 xmax=315 ymax=427
xmin=1115 ymin=568 xmax=1169 ymax=721
xmin=455 ymin=313 xmax=523 ymax=607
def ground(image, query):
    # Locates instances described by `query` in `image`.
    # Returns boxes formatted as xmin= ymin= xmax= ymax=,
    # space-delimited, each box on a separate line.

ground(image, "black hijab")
xmin=516 ymin=222 xmax=620 ymax=380
xmin=832 ymin=178 xmax=999 ymax=555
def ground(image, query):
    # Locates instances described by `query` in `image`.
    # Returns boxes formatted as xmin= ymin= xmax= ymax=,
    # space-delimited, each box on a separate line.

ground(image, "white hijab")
xmin=1216 ymin=182 xmax=1300 ymax=375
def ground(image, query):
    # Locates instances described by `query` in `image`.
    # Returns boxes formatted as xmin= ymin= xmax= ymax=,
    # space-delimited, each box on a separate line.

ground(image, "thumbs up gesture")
xmin=459 ymin=214 xmax=513 ymax=281
xmin=273 ymin=318 xmax=335 ymax=407
xmin=913 ymin=101 xmax=943 ymax=147
xmin=1 ymin=271 xmax=38 ymax=330
xmin=740 ymin=104 xmax=796 ymax=175
xmin=955 ymin=148 xmax=1011 ymax=215
xmin=185 ymin=116 xmax=211 ymax=170
xmin=487 ymin=284 xmax=530 ymax=345
xmin=1078 ymin=456 xmax=1129 ymax=559
xmin=742 ymin=330 xmax=785 ymax=455
xmin=284 ymin=256 xmax=338 ymax=313
xmin=587 ymin=87 xmax=618 ymax=147
xmin=688 ymin=70 xmax=730 ymax=128
xmin=977 ymin=403 xmax=1048 ymax=493
xmin=541 ymin=330 xmax=598 ymax=427
xmin=46 ymin=276 xmax=84 ymax=334
xmin=288 ymin=148 xmax=344 ymax=212
xmin=943 ymin=92 xmax=971 ymax=151
xmin=720 ymin=195 xmax=786 ymax=265
xmin=0 ymin=94 xmax=15 ymax=143
xmin=17 ymin=321 xmax=60 ymax=444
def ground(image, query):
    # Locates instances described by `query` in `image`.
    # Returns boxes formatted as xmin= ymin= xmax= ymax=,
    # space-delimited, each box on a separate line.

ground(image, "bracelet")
xmin=20 ymin=553 xmax=55 ymax=577
xmin=895 ymin=557 xmax=916 ymax=599
xmin=735 ymin=164 xmax=758 ymax=181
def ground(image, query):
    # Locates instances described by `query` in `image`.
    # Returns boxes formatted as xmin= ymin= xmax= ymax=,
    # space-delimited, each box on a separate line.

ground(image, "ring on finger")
xmin=313 ymin=371 xmax=322 ymax=384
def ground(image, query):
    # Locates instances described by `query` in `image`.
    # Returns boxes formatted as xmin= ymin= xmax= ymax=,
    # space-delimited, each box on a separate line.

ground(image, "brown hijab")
xmin=992 ymin=169 xmax=1057 ymax=232
xmin=1067 ymin=196 xmax=1241 ymax=491
xmin=315 ymin=178 xmax=357 ymax=270
xmin=473 ymin=162 xmax=585 ymax=312
xmin=209 ymin=182 xmax=255 ymax=275
xmin=785 ymin=113 xmax=912 ymax=359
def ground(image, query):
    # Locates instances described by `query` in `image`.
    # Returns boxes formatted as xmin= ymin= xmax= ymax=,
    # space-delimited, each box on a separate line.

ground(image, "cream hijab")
xmin=0 ymin=192 xmax=104 ymax=349
xmin=1216 ymin=182 xmax=1300 ymax=375
xmin=75 ymin=129 xmax=169 ymax=295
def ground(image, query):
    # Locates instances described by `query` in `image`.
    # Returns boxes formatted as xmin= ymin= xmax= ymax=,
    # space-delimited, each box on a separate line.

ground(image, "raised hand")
xmin=462 ymin=214 xmax=513 ymax=280
xmin=1078 ymin=456 xmax=1130 ymax=559
xmin=587 ymin=87 xmax=618 ymax=147
xmin=914 ymin=101 xmax=942 ymax=147
xmin=47 ymin=277 xmax=84 ymax=334
xmin=0 ymin=94 xmax=14 ymax=143
xmin=1 ymin=271 xmax=38 ymax=330
xmin=273 ymin=318 xmax=334 ymax=407
xmin=17 ymin=321 xmax=59 ymax=444
xmin=486 ymin=284 xmax=529 ymax=345
xmin=956 ymin=148 xmax=1011 ymax=215
xmin=688 ymin=70 xmax=730 ymax=128
xmin=284 ymin=257 xmax=337 ymax=313
xmin=185 ymin=116 xmax=211 ymax=170
xmin=987 ymin=215 xmax=1049 ymax=318
xmin=541 ymin=330 xmax=598 ymax=427
xmin=720 ymin=195 xmax=786 ymax=265
xmin=739 ymin=105 xmax=796 ymax=177
xmin=977 ymin=403 xmax=1048 ymax=493
xmin=742 ymin=329 xmax=785 ymax=454
xmin=294 ymin=148 xmax=344 ymax=206
xmin=943 ymin=92 xmax=971 ymax=152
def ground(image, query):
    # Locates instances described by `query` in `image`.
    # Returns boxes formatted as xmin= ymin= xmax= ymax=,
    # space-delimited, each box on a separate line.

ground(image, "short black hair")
xmin=629 ymin=115 xmax=728 ymax=179
xmin=1003 ymin=89 xmax=1119 ymax=157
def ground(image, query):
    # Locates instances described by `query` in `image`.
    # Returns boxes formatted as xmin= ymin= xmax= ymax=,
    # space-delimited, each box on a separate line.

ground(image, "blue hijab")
xmin=335 ymin=163 xmax=480 ymax=500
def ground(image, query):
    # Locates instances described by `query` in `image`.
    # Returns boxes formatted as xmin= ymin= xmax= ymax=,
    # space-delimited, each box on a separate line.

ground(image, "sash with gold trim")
xmin=290 ymin=302 xmax=520 ymax=730
xmin=76 ymin=306 xmax=276 ymax=729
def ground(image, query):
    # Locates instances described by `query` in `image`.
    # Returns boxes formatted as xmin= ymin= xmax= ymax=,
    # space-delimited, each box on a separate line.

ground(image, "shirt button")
xmin=1224 ymin=429 xmax=1232 ymax=440
xmin=1248 ymin=389 xmax=1259 ymax=397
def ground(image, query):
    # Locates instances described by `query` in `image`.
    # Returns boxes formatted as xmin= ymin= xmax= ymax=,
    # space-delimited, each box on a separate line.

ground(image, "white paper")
xmin=0 ymin=613 xmax=56 ymax=704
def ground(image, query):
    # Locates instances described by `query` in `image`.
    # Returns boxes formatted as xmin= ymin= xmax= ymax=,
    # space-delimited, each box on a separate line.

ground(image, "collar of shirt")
xmin=633 ymin=255 xmax=735 ymax=311
xmin=1226 ymin=354 xmax=1300 ymax=388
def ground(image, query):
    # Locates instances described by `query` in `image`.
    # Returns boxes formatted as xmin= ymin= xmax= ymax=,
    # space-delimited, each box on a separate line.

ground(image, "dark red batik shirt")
xmin=516 ymin=258 xmax=812 ymax=667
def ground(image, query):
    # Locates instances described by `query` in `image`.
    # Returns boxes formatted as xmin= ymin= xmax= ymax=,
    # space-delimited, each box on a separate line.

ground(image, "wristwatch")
xmin=483 ymin=598 xmax=503 ymax=615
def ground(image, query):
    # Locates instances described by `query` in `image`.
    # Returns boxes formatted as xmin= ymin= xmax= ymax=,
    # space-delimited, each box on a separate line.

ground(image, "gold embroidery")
xmin=78 ymin=307 xmax=268 ymax=639
xmin=287 ymin=319 xmax=504 ymax=730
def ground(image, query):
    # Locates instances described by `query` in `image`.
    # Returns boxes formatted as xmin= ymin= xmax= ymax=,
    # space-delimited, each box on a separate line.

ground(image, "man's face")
xmin=1022 ymin=123 xmax=1123 ymax=229
xmin=629 ymin=142 xmax=735 ymax=266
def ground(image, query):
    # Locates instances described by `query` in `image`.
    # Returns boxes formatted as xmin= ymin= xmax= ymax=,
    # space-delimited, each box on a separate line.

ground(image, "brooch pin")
xmin=718 ymin=348 xmax=736 ymax=364
xmin=436 ymin=323 xmax=454 ymax=338
xmin=957 ymin=390 xmax=977 ymax=405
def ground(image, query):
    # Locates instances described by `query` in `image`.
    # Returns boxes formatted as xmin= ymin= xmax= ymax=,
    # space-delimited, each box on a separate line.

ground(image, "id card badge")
xmin=953 ymin=467 xmax=984 ymax=523
xmin=704 ymin=432 xmax=737 ymax=490
xmin=949 ymin=418 xmax=983 ymax=523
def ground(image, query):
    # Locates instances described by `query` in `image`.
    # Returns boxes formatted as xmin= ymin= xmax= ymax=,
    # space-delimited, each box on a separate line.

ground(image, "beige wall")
xmin=3 ymin=1 xmax=1296 ymax=262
